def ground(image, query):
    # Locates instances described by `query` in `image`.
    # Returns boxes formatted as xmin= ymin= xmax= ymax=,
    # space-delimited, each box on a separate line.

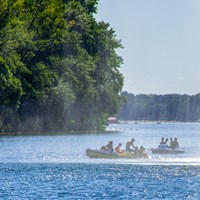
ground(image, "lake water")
xmin=0 ymin=122 xmax=200 ymax=199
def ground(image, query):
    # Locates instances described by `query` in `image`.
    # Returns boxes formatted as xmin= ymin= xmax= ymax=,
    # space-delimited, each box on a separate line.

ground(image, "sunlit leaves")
xmin=0 ymin=56 xmax=23 ymax=109
xmin=0 ymin=0 xmax=124 ymax=132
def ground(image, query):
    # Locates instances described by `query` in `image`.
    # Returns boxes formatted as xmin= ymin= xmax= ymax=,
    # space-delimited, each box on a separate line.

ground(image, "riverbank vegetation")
xmin=0 ymin=0 xmax=123 ymax=133
xmin=119 ymin=92 xmax=200 ymax=122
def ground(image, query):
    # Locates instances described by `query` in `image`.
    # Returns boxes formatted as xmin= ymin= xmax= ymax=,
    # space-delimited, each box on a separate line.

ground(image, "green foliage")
xmin=0 ymin=56 xmax=23 ymax=109
xmin=119 ymin=93 xmax=200 ymax=122
xmin=0 ymin=0 xmax=124 ymax=133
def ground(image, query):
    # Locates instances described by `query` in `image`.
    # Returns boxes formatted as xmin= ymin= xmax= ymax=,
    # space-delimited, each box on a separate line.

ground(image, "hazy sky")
xmin=96 ymin=0 xmax=200 ymax=95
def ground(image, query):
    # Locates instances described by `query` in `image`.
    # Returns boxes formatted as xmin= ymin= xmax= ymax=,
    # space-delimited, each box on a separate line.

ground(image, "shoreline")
xmin=1 ymin=121 xmax=200 ymax=136
xmin=118 ymin=120 xmax=200 ymax=124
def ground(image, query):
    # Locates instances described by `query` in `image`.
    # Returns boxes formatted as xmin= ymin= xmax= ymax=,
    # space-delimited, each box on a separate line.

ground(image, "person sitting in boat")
xmin=125 ymin=138 xmax=136 ymax=153
xmin=159 ymin=137 xmax=169 ymax=148
xmin=170 ymin=138 xmax=178 ymax=149
xmin=173 ymin=138 xmax=179 ymax=149
xmin=169 ymin=138 xmax=174 ymax=148
xmin=115 ymin=143 xmax=122 ymax=153
xmin=160 ymin=137 xmax=165 ymax=144
xmin=100 ymin=141 xmax=113 ymax=152
xmin=164 ymin=138 xmax=169 ymax=145
xmin=138 ymin=146 xmax=148 ymax=158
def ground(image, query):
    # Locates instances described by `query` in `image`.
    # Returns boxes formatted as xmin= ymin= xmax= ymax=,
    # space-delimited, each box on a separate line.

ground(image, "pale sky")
xmin=96 ymin=0 xmax=200 ymax=95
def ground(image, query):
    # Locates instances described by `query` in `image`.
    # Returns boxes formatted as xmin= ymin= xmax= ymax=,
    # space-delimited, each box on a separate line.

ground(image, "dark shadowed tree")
xmin=0 ymin=0 xmax=124 ymax=132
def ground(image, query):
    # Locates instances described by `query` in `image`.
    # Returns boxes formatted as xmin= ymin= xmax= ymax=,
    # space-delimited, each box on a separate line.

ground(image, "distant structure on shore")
xmin=108 ymin=117 xmax=118 ymax=124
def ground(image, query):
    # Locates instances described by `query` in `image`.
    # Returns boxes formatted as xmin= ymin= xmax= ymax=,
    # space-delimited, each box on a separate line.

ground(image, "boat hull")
xmin=86 ymin=149 xmax=123 ymax=158
xmin=151 ymin=148 xmax=184 ymax=154
xmin=86 ymin=149 xmax=148 ymax=159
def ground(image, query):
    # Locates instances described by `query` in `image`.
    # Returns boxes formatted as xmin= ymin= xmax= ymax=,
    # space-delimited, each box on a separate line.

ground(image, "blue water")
xmin=0 ymin=163 xmax=199 ymax=199
xmin=1 ymin=123 xmax=200 ymax=199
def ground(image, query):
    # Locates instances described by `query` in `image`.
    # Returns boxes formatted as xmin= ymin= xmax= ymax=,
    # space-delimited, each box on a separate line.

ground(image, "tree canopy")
xmin=119 ymin=92 xmax=200 ymax=122
xmin=0 ymin=0 xmax=124 ymax=133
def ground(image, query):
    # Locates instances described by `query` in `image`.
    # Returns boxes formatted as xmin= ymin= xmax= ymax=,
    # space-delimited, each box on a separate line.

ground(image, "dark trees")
xmin=0 ymin=0 xmax=123 ymax=132
xmin=119 ymin=92 xmax=200 ymax=122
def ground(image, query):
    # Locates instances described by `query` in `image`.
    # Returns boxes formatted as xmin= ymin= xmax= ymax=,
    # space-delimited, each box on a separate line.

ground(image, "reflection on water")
xmin=0 ymin=122 xmax=200 ymax=165
xmin=1 ymin=123 xmax=200 ymax=199
xmin=1 ymin=163 xmax=200 ymax=199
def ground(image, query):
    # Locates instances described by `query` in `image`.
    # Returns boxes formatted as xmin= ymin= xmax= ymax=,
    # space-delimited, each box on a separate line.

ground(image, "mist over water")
xmin=0 ymin=122 xmax=200 ymax=165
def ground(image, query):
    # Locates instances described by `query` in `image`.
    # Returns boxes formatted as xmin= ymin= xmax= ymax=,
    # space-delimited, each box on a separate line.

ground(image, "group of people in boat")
xmin=159 ymin=137 xmax=179 ymax=149
xmin=100 ymin=138 xmax=148 ymax=158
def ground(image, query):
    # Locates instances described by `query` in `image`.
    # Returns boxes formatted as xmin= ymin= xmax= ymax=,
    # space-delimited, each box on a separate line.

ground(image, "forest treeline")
xmin=0 ymin=0 xmax=123 ymax=133
xmin=118 ymin=92 xmax=200 ymax=122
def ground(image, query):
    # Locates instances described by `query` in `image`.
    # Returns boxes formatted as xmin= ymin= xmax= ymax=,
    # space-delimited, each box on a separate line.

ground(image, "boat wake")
xmin=80 ymin=156 xmax=200 ymax=166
